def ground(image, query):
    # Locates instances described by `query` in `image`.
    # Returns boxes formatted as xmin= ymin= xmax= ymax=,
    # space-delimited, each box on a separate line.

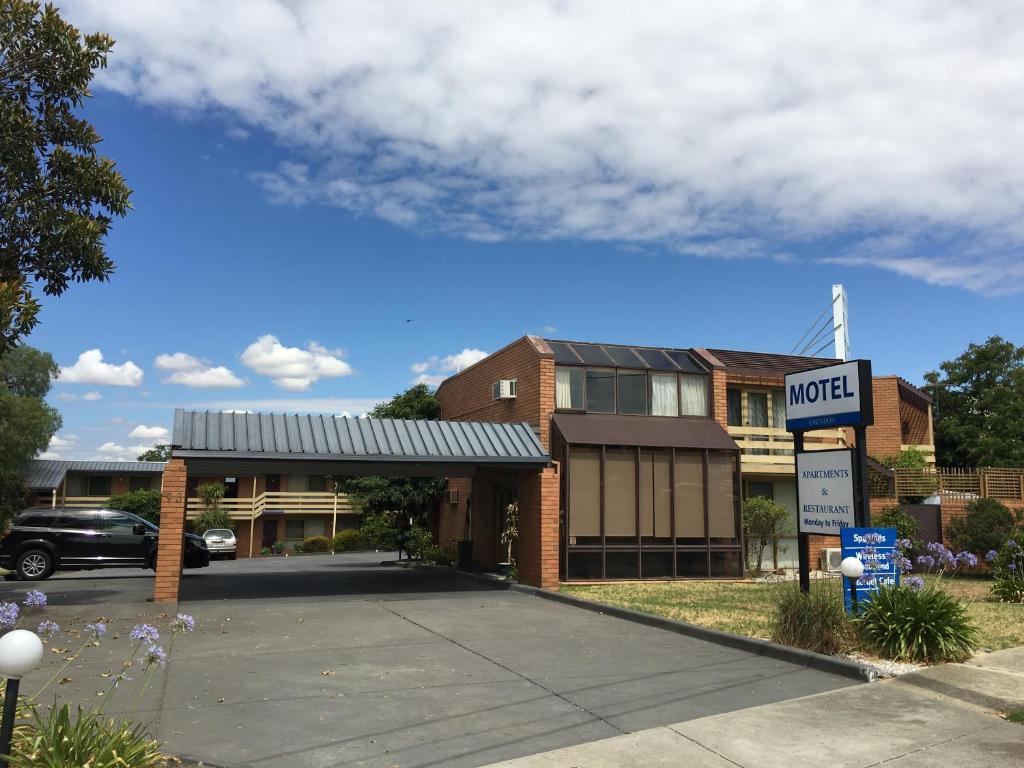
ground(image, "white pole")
xmin=832 ymin=284 xmax=850 ymax=361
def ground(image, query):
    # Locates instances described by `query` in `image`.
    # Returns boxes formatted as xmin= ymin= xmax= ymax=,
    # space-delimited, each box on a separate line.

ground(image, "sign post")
xmin=786 ymin=359 xmax=874 ymax=592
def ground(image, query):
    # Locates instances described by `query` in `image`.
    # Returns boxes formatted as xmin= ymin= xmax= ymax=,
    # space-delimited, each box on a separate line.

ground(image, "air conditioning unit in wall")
xmin=821 ymin=548 xmax=843 ymax=573
xmin=445 ymin=489 xmax=460 ymax=505
xmin=492 ymin=379 xmax=517 ymax=400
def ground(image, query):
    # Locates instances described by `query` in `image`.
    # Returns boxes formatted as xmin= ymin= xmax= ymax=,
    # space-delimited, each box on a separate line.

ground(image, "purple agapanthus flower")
xmin=986 ymin=550 xmax=999 ymax=563
xmin=37 ymin=620 xmax=60 ymax=638
xmin=905 ymin=576 xmax=925 ymax=591
xmin=85 ymin=622 xmax=107 ymax=640
xmin=895 ymin=555 xmax=913 ymax=574
xmin=1009 ymin=563 xmax=1018 ymax=572
xmin=143 ymin=644 xmax=168 ymax=669
xmin=172 ymin=614 xmax=195 ymax=633
xmin=957 ymin=551 xmax=978 ymax=568
xmin=1008 ymin=540 xmax=1019 ymax=549
xmin=130 ymin=624 xmax=160 ymax=643
xmin=0 ymin=602 xmax=20 ymax=629
xmin=917 ymin=555 xmax=936 ymax=569
xmin=23 ymin=589 xmax=47 ymax=607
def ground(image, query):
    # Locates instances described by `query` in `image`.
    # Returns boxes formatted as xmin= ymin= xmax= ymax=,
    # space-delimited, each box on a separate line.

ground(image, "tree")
xmin=338 ymin=385 xmax=445 ymax=519
xmin=0 ymin=344 xmax=60 ymax=524
xmin=1 ymin=1 xmax=132 ymax=349
xmin=107 ymin=487 xmax=161 ymax=525
xmin=137 ymin=444 xmax=172 ymax=462
xmin=742 ymin=496 xmax=793 ymax=575
xmin=924 ymin=337 xmax=1024 ymax=467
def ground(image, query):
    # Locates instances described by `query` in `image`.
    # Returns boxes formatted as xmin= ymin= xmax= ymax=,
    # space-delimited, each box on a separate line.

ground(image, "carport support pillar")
xmin=516 ymin=467 xmax=560 ymax=590
xmin=154 ymin=458 xmax=188 ymax=603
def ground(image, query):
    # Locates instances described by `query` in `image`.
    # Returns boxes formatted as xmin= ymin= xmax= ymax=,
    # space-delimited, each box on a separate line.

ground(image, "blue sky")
xmin=35 ymin=2 xmax=1024 ymax=461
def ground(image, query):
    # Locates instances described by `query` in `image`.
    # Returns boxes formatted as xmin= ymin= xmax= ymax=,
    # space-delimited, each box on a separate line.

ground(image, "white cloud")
xmin=63 ymin=1 xmax=1024 ymax=293
xmin=55 ymin=390 xmax=101 ymax=402
xmin=240 ymin=334 xmax=353 ymax=391
xmin=94 ymin=442 xmax=154 ymax=462
xmin=155 ymin=352 xmax=246 ymax=388
xmin=411 ymin=348 xmax=488 ymax=385
xmin=58 ymin=349 xmax=143 ymax=387
xmin=129 ymin=425 xmax=170 ymax=440
xmin=40 ymin=433 xmax=78 ymax=459
xmin=189 ymin=397 xmax=383 ymax=414
xmin=82 ymin=391 xmax=103 ymax=401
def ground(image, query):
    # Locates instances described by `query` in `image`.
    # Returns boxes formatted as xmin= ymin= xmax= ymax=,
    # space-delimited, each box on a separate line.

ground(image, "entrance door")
xmin=262 ymin=520 xmax=278 ymax=549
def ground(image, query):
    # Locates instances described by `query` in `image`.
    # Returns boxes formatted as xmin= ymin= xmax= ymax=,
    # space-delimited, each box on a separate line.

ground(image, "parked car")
xmin=0 ymin=507 xmax=209 ymax=580
xmin=202 ymin=528 xmax=237 ymax=560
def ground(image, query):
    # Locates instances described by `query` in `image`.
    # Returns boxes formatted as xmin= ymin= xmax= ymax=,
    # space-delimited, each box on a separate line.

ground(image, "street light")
xmin=0 ymin=630 xmax=43 ymax=767
xmin=840 ymin=556 xmax=865 ymax=614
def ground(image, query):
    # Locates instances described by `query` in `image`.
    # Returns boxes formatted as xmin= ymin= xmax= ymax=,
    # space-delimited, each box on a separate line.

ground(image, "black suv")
xmin=0 ymin=507 xmax=210 ymax=580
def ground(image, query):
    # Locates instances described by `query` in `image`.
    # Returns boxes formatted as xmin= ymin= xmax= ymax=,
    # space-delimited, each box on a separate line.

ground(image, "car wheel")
xmin=16 ymin=549 xmax=54 ymax=580
xmin=148 ymin=551 xmax=158 ymax=571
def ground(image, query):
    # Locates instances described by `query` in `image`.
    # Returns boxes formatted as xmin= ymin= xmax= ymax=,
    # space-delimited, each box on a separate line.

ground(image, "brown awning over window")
xmin=551 ymin=413 xmax=739 ymax=451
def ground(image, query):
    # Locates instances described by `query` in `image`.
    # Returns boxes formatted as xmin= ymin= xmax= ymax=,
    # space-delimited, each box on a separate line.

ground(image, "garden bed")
xmin=562 ymin=575 xmax=1024 ymax=652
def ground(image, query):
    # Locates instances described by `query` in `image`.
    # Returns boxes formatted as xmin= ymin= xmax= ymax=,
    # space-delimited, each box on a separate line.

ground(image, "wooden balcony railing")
xmin=60 ymin=496 xmax=113 ymax=509
xmin=185 ymin=491 xmax=362 ymax=519
xmin=726 ymin=426 xmax=849 ymax=473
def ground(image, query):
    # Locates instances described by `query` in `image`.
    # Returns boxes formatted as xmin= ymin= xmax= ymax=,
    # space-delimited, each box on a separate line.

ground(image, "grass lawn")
xmin=563 ymin=575 xmax=1024 ymax=651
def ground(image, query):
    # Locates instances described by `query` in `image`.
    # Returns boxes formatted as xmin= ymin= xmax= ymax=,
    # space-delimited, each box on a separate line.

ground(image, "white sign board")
xmin=796 ymin=450 xmax=856 ymax=534
xmin=784 ymin=360 xmax=872 ymax=431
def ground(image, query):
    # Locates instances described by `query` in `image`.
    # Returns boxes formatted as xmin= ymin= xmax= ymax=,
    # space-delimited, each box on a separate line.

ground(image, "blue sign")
xmin=784 ymin=360 xmax=874 ymax=431
xmin=839 ymin=527 xmax=899 ymax=612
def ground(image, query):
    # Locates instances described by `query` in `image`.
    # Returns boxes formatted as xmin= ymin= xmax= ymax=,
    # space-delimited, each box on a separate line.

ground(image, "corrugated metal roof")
xmin=704 ymin=348 xmax=836 ymax=378
xmin=171 ymin=410 xmax=549 ymax=464
xmin=21 ymin=460 xmax=166 ymax=491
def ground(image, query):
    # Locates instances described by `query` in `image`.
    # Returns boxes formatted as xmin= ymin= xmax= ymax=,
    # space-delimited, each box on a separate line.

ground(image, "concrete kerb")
xmin=396 ymin=561 xmax=877 ymax=683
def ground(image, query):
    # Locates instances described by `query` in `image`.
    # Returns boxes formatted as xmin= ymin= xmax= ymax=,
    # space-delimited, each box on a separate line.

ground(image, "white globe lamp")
xmin=840 ymin=556 xmax=865 ymax=613
xmin=0 ymin=629 xmax=44 ymax=767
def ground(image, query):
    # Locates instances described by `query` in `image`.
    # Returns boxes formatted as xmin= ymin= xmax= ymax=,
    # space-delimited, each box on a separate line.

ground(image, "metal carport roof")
xmin=171 ymin=410 xmax=549 ymax=475
xmin=21 ymin=460 xmax=167 ymax=491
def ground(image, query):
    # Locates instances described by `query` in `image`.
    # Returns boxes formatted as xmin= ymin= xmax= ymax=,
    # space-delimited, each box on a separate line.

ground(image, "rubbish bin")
xmin=457 ymin=540 xmax=473 ymax=569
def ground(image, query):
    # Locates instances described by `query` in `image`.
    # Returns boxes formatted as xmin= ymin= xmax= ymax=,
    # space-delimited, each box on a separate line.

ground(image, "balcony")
xmin=185 ymin=491 xmax=362 ymax=520
xmin=726 ymin=425 xmax=849 ymax=475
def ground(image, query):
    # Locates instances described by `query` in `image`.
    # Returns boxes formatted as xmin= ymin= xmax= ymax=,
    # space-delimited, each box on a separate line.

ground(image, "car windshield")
xmin=204 ymin=529 xmax=233 ymax=538
xmin=120 ymin=512 xmax=158 ymax=533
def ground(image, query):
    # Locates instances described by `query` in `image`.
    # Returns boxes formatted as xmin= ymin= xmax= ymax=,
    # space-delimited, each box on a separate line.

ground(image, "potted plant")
xmin=499 ymin=500 xmax=518 ymax=579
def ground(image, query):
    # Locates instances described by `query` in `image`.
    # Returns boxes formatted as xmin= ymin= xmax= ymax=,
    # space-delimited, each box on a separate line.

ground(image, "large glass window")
xmin=585 ymin=369 xmax=615 ymax=413
xmin=617 ymin=370 xmax=647 ymax=414
xmin=87 ymin=476 xmax=111 ymax=496
xmin=674 ymin=451 xmax=705 ymax=543
xmin=285 ymin=519 xmax=305 ymax=539
xmin=556 ymin=366 xmax=585 ymax=410
xmin=639 ymin=449 xmax=671 ymax=541
xmin=568 ymin=447 xmax=601 ymax=543
xmin=680 ymin=375 xmax=708 ymax=416
xmin=650 ymin=373 xmax=679 ymax=416
xmin=707 ymin=453 xmax=738 ymax=543
xmin=604 ymin=448 xmax=636 ymax=542
xmin=727 ymin=389 xmax=742 ymax=426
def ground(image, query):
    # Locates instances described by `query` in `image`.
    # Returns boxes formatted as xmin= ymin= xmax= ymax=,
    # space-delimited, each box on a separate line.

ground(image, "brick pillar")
xmin=154 ymin=458 xmax=187 ymax=602
xmin=711 ymin=368 xmax=728 ymax=427
xmin=516 ymin=467 xmax=560 ymax=589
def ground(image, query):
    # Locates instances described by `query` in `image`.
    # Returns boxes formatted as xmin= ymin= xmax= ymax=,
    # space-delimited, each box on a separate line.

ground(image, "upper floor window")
xmin=556 ymin=365 xmax=708 ymax=417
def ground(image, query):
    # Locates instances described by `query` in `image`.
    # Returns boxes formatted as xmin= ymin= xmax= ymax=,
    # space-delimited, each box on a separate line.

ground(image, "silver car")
xmin=202 ymin=528 xmax=236 ymax=560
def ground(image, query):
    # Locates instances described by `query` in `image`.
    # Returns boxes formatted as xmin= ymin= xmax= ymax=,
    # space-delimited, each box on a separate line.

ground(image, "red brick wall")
xmin=154 ymin=458 xmax=187 ymax=602
xmin=436 ymin=335 xmax=553 ymax=448
xmin=516 ymin=466 xmax=560 ymax=589
xmin=711 ymin=368 xmax=728 ymax=428
xmin=899 ymin=399 xmax=930 ymax=445
xmin=864 ymin=377 xmax=902 ymax=458
xmin=437 ymin=477 xmax=472 ymax=551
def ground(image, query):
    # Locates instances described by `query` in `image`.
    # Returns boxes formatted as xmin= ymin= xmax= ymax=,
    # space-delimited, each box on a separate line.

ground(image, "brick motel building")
xmin=147 ymin=336 xmax=934 ymax=602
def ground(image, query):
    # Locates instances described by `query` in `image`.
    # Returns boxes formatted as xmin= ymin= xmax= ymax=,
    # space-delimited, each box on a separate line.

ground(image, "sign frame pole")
xmin=853 ymin=425 xmax=870 ymax=528
xmin=795 ymin=431 xmax=810 ymax=593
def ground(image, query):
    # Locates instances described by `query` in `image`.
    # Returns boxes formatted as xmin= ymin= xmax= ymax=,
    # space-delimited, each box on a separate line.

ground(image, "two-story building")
xmin=436 ymin=336 xmax=935 ymax=581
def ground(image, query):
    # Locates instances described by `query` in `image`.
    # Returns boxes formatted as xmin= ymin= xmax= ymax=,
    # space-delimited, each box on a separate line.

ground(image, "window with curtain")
xmin=585 ymin=368 xmax=615 ymax=412
xmin=727 ymin=389 xmax=742 ymax=426
xmin=604 ymin=448 xmax=637 ymax=541
xmin=707 ymin=453 xmax=738 ymax=543
xmin=771 ymin=389 xmax=787 ymax=429
xmin=680 ymin=375 xmax=708 ymax=416
xmin=650 ymin=373 xmax=679 ymax=416
xmin=555 ymin=366 xmax=585 ymax=409
xmin=568 ymin=447 xmax=601 ymax=541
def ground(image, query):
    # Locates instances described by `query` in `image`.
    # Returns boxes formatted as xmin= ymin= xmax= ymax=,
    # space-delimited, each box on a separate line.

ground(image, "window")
xmin=650 ymin=373 xmax=679 ymax=416
xmin=617 ymin=370 xmax=647 ymax=414
xmin=674 ymin=451 xmax=704 ymax=543
xmin=771 ymin=389 xmax=787 ymax=429
xmin=727 ymin=389 xmax=742 ymax=426
xmin=287 ymin=474 xmax=307 ymax=492
xmin=585 ymin=368 xmax=615 ymax=413
xmin=17 ymin=512 xmax=57 ymax=528
xmin=129 ymin=476 xmax=157 ymax=492
xmin=307 ymin=475 xmax=328 ymax=492
xmin=604 ymin=448 xmax=636 ymax=542
xmin=285 ymin=519 xmax=305 ymax=539
xmin=707 ymin=453 xmax=738 ymax=543
xmin=639 ymin=449 xmax=671 ymax=541
xmin=555 ymin=366 xmax=585 ymax=410
xmin=568 ymin=447 xmax=600 ymax=543
xmin=680 ymin=375 xmax=708 ymax=416
xmin=86 ymin=476 xmax=111 ymax=496
xmin=95 ymin=511 xmax=138 ymax=534
xmin=304 ymin=518 xmax=326 ymax=537
xmin=58 ymin=511 xmax=98 ymax=530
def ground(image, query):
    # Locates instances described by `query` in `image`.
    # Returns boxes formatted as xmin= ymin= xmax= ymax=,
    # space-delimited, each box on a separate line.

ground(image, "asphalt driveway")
xmin=1 ymin=553 xmax=857 ymax=768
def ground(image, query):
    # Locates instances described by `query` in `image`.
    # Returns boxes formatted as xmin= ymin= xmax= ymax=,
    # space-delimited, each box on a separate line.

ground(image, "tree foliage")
xmin=924 ymin=336 xmax=1024 ymax=467
xmin=0 ymin=344 xmax=60 ymax=524
xmin=1 ymin=0 xmax=132 ymax=349
xmin=136 ymin=444 xmax=171 ymax=462
xmin=742 ymin=496 xmax=793 ymax=574
xmin=106 ymin=488 xmax=161 ymax=525
xmin=946 ymin=497 xmax=1018 ymax=556
xmin=339 ymin=385 xmax=445 ymax=518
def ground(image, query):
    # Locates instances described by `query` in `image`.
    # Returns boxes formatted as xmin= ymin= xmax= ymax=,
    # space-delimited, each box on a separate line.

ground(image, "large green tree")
xmin=1 ymin=0 xmax=131 ymax=350
xmin=338 ymin=384 xmax=445 ymax=518
xmin=137 ymin=444 xmax=172 ymax=462
xmin=0 ymin=344 xmax=61 ymax=523
xmin=924 ymin=336 xmax=1024 ymax=467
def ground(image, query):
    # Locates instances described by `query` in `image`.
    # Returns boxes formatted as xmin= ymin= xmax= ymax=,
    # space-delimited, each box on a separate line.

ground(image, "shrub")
xmin=107 ymin=488 xmax=162 ymax=525
xmin=302 ymin=535 xmax=331 ymax=553
xmin=196 ymin=482 xmax=226 ymax=509
xmin=857 ymin=585 xmax=978 ymax=663
xmin=271 ymin=541 xmax=285 ymax=554
xmin=875 ymin=447 xmax=929 ymax=470
xmin=192 ymin=507 xmax=234 ymax=535
xmin=260 ymin=546 xmax=271 ymax=556
xmin=770 ymin=586 xmax=854 ymax=655
xmin=332 ymin=529 xmax=366 ymax=552
xmin=742 ymin=496 xmax=792 ymax=574
xmin=402 ymin=525 xmax=434 ymax=559
xmin=947 ymin=498 xmax=1016 ymax=555
xmin=421 ymin=544 xmax=457 ymax=567
xmin=360 ymin=512 xmax=398 ymax=549
xmin=988 ymin=531 xmax=1024 ymax=603
xmin=871 ymin=507 xmax=920 ymax=547
xmin=292 ymin=542 xmax=304 ymax=554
